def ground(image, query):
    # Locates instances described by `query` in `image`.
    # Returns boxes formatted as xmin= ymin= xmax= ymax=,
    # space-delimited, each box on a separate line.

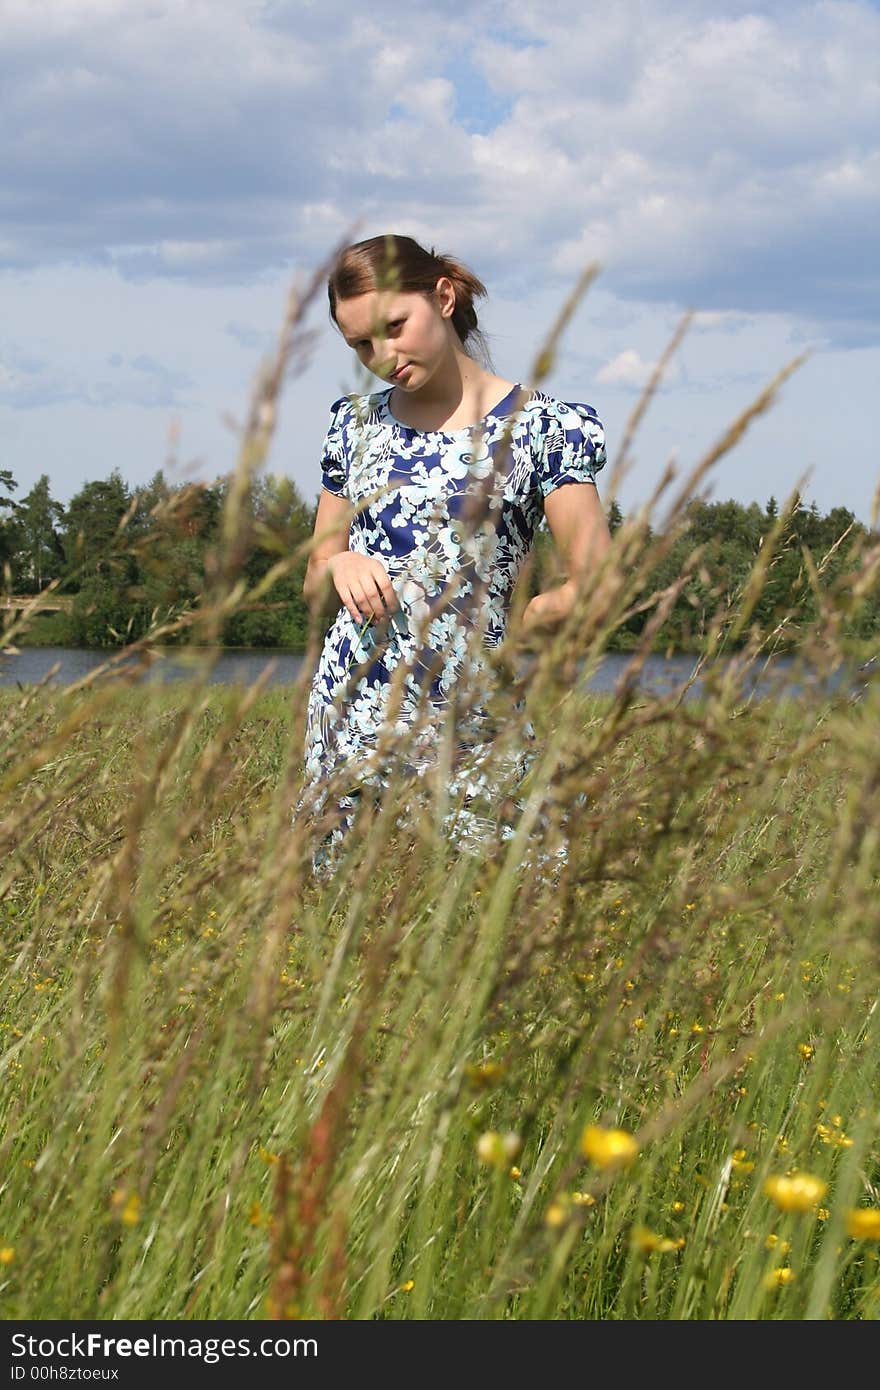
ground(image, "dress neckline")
xmin=381 ymin=382 xmax=525 ymax=437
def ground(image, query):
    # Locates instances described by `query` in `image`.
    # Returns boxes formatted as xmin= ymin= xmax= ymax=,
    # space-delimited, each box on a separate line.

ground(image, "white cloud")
xmin=597 ymin=349 xmax=650 ymax=389
xmin=1 ymin=263 xmax=878 ymax=525
xmin=0 ymin=0 xmax=875 ymax=340
xmin=1 ymin=1 xmax=878 ymax=528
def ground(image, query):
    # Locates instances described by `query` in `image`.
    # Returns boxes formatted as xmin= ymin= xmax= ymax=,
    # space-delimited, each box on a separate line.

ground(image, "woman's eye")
xmin=355 ymin=320 xmax=403 ymax=350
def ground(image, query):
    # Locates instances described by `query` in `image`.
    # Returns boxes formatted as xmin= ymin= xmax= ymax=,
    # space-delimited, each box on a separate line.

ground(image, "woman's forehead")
xmin=336 ymin=289 xmax=421 ymax=339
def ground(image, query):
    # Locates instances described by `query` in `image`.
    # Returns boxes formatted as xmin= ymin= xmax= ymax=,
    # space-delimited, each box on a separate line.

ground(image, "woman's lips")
xmin=391 ymin=364 xmax=412 ymax=380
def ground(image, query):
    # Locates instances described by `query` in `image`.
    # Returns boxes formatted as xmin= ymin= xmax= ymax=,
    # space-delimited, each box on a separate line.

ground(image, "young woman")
xmin=296 ymin=234 xmax=611 ymax=878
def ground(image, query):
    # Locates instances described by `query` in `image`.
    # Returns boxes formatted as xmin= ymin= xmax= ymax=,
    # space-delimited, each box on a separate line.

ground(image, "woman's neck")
xmin=390 ymin=363 xmax=516 ymax=433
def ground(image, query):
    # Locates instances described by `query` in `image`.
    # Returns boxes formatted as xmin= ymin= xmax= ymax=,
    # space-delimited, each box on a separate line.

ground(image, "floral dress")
xmin=296 ymin=382 xmax=606 ymax=876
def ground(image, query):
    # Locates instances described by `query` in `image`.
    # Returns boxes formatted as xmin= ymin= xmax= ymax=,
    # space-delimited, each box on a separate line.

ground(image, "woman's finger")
xmin=371 ymin=576 xmax=395 ymax=614
xmin=366 ymin=582 xmax=391 ymax=618
xmin=369 ymin=561 xmax=397 ymax=610
xmin=341 ymin=586 xmax=362 ymax=622
xmin=377 ymin=575 xmax=398 ymax=612
xmin=354 ymin=586 xmax=384 ymax=620
xmin=359 ymin=584 xmax=380 ymax=616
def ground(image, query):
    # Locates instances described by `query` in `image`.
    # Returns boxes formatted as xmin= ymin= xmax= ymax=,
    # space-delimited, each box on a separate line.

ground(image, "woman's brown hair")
xmin=327 ymin=234 xmax=493 ymax=367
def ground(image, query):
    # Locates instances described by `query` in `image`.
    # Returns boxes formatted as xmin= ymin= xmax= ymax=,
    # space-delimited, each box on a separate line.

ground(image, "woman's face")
xmin=334 ymin=278 xmax=455 ymax=390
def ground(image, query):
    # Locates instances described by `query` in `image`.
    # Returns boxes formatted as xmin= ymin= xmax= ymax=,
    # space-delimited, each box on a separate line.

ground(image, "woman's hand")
xmin=327 ymin=551 xmax=399 ymax=624
xmin=519 ymin=582 xmax=577 ymax=633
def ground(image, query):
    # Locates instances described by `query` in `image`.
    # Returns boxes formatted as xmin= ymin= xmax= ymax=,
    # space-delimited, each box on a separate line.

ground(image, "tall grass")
xmin=1 ymin=242 xmax=879 ymax=1320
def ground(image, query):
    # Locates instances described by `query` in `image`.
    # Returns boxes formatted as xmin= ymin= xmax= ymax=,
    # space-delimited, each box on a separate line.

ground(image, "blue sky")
xmin=1 ymin=0 xmax=878 ymax=524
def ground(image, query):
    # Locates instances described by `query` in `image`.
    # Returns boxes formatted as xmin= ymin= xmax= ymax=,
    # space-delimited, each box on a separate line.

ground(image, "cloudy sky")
xmin=2 ymin=0 xmax=878 ymax=525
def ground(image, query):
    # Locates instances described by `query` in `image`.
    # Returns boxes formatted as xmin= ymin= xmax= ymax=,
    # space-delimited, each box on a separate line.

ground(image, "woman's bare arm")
xmin=302 ymin=489 xmax=352 ymax=615
xmin=522 ymin=481 xmax=614 ymax=629
xmin=302 ymin=490 xmax=398 ymax=622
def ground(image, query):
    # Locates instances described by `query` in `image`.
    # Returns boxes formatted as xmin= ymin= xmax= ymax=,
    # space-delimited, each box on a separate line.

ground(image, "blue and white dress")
xmin=297 ymin=382 xmax=606 ymax=875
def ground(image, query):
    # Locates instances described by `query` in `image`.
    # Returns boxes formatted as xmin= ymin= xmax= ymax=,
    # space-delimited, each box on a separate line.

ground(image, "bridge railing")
xmin=0 ymin=595 xmax=74 ymax=612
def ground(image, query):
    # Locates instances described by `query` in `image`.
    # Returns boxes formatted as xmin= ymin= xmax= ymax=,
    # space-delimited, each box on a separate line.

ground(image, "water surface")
xmin=2 ymin=644 xmax=871 ymax=703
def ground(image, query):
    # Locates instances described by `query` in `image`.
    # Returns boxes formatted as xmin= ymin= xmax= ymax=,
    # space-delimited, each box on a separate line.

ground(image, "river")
xmin=0 ymin=645 xmax=872 ymax=702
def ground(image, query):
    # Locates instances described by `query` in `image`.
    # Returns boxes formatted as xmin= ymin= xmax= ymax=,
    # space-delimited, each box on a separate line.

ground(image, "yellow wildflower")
xmin=111 ymin=1189 xmax=141 ymax=1226
xmin=0 ymin=1247 xmax=14 ymax=1264
xmin=399 ymin=1280 xmax=415 ymax=1292
xmin=732 ymin=1149 xmax=755 ymax=1173
xmin=580 ymin=1124 xmax=639 ymax=1170
xmin=798 ymin=1043 xmax=814 ymax=1060
xmin=765 ymin=1234 xmax=791 ymax=1253
xmin=632 ymin=1224 xmax=685 ymax=1254
xmin=571 ymin=1191 xmax=596 ymax=1207
xmin=763 ymin=1171 xmax=827 ymax=1213
xmin=846 ymin=1208 xmax=880 ymax=1241
xmin=464 ymin=1061 xmax=506 ymax=1090
xmin=671 ymin=1201 xmax=686 ymax=1214
xmin=476 ymin=1131 xmax=521 ymax=1170
xmin=815 ymin=1123 xmax=853 ymax=1150
xmin=545 ymin=1196 xmax=571 ymax=1228
xmin=764 ymin=1267 xmax=795 ymax=1288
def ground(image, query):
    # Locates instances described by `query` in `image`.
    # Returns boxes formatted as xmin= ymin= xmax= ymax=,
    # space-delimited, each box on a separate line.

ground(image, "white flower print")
xmin=296 ymin=383 xmax=606 ymax=875
xmin=396 ymin=577 xmax=431 ymax=626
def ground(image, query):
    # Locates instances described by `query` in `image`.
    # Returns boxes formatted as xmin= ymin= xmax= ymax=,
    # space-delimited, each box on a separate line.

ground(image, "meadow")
xmin=0 ymin=652 xmax=878 ymax=1321
xmin=1 ymin=262 xmax=879 ymax=1320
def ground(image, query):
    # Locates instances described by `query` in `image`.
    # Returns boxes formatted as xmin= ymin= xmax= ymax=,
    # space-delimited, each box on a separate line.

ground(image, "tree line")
xmin=1 ymin=465 xmax=877 ymax=653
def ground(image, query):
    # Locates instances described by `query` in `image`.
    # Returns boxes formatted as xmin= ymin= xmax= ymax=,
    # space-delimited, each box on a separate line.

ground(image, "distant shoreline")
xmin=4 ymin=633 xmax=853 ymax=663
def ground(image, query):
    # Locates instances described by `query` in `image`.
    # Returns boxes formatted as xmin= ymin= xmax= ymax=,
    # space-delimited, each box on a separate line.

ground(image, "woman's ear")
xmin=434 ymin=275 xmax=456 ymax=319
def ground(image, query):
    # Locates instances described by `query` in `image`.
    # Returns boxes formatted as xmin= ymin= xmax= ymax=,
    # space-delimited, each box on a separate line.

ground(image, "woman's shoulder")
xmin=328 ymin=389 xmax=390 ymax=423
xmin=521 ymin=388 xmax=603 ymax=432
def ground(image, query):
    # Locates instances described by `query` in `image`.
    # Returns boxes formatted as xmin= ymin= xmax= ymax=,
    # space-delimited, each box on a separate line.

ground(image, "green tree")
xmin=15 ymin=475 xmax=65 ymax=592
xmin=67 ymin=574 xmax=136 ymax=649
xmin=607 ymin=498 xmax=624 ymax=535
xmin=220 ymin=472 xmax=315 ymax=648
xmin=0 ymin=467 xmax=20 ymax=578
xmin=62 ymin=469 xmax=132 ymax=587
xmin=125 ymin=473 xmax=224 ymax=642
xmin=62 ymin=470 xmax=138 ymax=645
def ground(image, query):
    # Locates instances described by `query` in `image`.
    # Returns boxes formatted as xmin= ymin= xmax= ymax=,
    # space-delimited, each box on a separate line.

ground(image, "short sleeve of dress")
xmin=319 ymin=396 xmax=349 ymax=497
xmin=534 ymin=399 xmax=607 ymax=499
